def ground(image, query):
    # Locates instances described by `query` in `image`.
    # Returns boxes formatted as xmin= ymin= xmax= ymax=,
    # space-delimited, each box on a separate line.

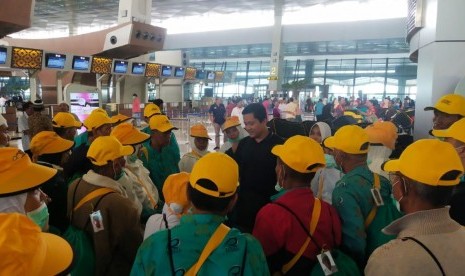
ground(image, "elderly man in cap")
xmin=432 ymin=118 xmax=465 ymax=225
xmin=0 ymin=147 xmax=57 ymax=232
xmin=67 ymin=136 xmax=143 ymax=275
xmin=142 ymin=115 xmax=180 ymax=201
xmin=28 ymin=99 xmax=53 ymax=139
xmin=30 ymin=131 xmax=74 ymax=233
xmin=63 ymin=110 xmax=113 ymax=181
xmin=323 ymin=125 xmax=401 ymax=268
xmin=424 ymin=93 xmax=465 ymax=130
xmin=253 ymin=136 xmax=342 ymax=275
xmin=365 ymin=121 xmax=398 ymax=179
xmin=131 ymin=152 xmax=269 ymax=275
xmin=179 ymin=124 xmax=211 ymax=173
xmin=52 ymin=112 xmax=83 ymax=141
xmin=0 ymin=213 xmax=74 ymax=275
xmin=366 ymin=139 xmax=465 ymax=275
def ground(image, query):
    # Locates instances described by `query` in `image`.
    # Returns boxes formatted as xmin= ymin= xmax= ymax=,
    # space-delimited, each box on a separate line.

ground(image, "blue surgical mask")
xmin=324 ymin=154 xmax=337 ymax=168
xmin=27 ymin=202 xmax=49 ymax=231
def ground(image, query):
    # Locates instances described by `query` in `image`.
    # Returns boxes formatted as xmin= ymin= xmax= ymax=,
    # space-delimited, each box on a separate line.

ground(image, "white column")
xmin=268 ymin=0 xmax=284 ymax=93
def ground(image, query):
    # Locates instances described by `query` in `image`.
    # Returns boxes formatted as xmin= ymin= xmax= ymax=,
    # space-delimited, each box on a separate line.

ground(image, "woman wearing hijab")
xmin=179 ymin=124 xmax=211 ymax=173
xmin=219 ymin=116 xmax=249 ymax=158
xmin=309 ymin=122 xmax=343 ymax=204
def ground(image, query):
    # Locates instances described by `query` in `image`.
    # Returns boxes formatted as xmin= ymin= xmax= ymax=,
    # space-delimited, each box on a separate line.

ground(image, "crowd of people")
xmin=0 ymin=92 xmax=464 ymax=275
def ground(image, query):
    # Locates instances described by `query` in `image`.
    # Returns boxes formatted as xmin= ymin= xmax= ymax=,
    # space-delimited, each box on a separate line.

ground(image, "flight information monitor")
xmin=174 ymin=67 xmax=186 ymax=78
xmin=131 ymin=62 xmax=146 ymax=75
xmin=72 ymin=56 xmax=91 ymax=71
xmin=113 ymin=60 xmax=128 ymax=74
xmin=0 ymin=47 xmax=7 ymax=65
xmin=44 ymin=53 xmax=66 ymax=69
xmin=161 ymin=65 xmax=173 ymax=77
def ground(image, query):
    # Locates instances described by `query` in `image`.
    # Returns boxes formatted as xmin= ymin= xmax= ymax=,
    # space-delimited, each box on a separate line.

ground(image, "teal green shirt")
xmin=141 ymin=127 xmax=180 ymax=201
xmin=73 ymin=131 xmax=89 ymax=148
xmin=332 ymin=165 xmax=402 ymax=266
xmin=131 ymin=214 xmax=269 ymax=276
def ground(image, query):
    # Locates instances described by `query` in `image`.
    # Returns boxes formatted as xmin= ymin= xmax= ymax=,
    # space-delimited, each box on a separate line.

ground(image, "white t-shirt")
xmin=230 ymin=106 xmax=244 ymax=127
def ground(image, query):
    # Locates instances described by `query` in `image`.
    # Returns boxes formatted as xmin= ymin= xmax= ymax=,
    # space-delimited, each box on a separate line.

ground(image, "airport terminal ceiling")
xmin=17 ymin=0 xmax=395 ymax=37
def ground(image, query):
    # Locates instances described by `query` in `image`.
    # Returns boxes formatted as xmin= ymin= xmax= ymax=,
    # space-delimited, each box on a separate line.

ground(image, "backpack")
xmin=64 ymin=179 xmax=114 ymax=276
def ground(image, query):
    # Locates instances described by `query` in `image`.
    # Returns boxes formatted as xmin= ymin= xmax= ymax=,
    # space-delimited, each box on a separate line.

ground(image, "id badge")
xmin=371 ymin=188 xmax=384 ymax=207
xmin=90 ymin=210 xmax=104 ymax=233
xmin=317 ymin=250 xmax=338 ymax=276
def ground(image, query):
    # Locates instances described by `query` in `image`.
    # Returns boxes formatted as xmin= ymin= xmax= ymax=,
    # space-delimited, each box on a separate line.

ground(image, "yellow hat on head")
xmin=190 ymin=152 xmax=239 ymax=198
xmin=344 ymin=111 xmax=363 ymax=123
xmin=223 ymin=116 xmax=241 ymax=131
xmin=149 ymin=115 xmax=178 ymax=133
xmin=111 ymin=123 xmax=150 ymax=145
xmin=52 ymin=112 xmax=82 ymax=128
xmin=111 ymin=113 xmax=132 ymax=125
xmin=323 ymin=125 xmax=369 ymax=154
xmin=91 ymin=108 xmax=107 ymax=115
xmin=0 ymin=147 xmax=57 ymax=196
xmin=365 ymin=121 xmax=398 ymax=150
xmin=163 ymin=172 xmax=190 ymax=213
xmin=30 ymin=131 xmax=74 ymax=156
xmin=144 ymin=103 xmax=161 ymax=118
xmin=87 ymin=136 xmax=134 ymax=166
xmin=424 ymin=94 xmax=465 ymax=116
xmin=0 ymin=213 xmax=74 ymax=276
xmin=382 ymin=139 xmax=464 ymax=186
xmin=190 ymin=124 xmax=211 ymax=140
xmin=84 ymin=112 xmax=113 ymax=131
xmin=272 ymin=135 xmax=325 ymax=173
xmin=432 ymin=118 xmax=465 ymax=144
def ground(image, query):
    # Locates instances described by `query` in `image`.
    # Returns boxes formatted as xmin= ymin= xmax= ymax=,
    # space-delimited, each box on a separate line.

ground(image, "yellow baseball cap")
xmin=190 ymin=124 xmax=211 ymax=140
xmin=272 ymin=135 xmax=325 ymax=173
xmin=163 ymin=172 xmax=190 ymax=213
xmin=87 ymin=136 xmax=134 ymax=166
xmin=84 ymin=112 xmax=113 ymax=131
xmin=111 ymin=123 xmax=150 ymax=145
xmin=0 ymin=147 xmax=57 ymax=196
xmin=30 ymin=131 xmax=74 ymax=156
xmin=111 ymin=113 xmax=132 ymax=125
xmin=323 ymin=125 xmax=369 ymax=154
xmin=52 ymin=112 xmax=82 ymax=128
xmin=365 ymin=121 xmax=398 ymax=150
xmin=424 ymin=94 xmax=465 ymax=116
xmin=144 ymin=103 xmax=161 ymax=118
xmin=344 ymin=111 xmax=363 ymax=123
xmin=0 ymin=213 xmax=73 ymax=276
xmin=383 ymin=139 xmax=464 ymax=186
xmin=149 ymin=115 xmax=178 ymax=133
xmin=431 ymin=118 xmax=465 ymax=144
xmin=190 ymin=152 xmax=239 ymax=198
xmin=222 ymin=116 xmax=241 ymax=131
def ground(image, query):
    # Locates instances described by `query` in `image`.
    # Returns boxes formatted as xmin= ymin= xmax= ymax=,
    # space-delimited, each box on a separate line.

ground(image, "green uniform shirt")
xmin=332 ymin=165 xmax=402 ymax=267
xmin=131 ymin=214 xmax=269 ymax=276
xmin=141 ymin=127 xmax=180 ymax=201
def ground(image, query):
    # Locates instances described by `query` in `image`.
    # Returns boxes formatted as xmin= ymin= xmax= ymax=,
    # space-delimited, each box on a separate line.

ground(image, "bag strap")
xmin=185 ymin=223 xmax=231 ymax=276
xmin=401 ymin=237 xmax=445 ymax=276
xmin=165 ymin=214 xmax=176 ymax=276
xmin=364 ymin=173 xmax=380 ymax=228
xmin=275 ymin=198 xmax=322 ymax=274
xmin=317 ymin=173 xmax=324 ymax=200
xmin=126 ymin=168 xmax=158 ymax=209
xmin=73 ymin=187 xmax=115 ymax=212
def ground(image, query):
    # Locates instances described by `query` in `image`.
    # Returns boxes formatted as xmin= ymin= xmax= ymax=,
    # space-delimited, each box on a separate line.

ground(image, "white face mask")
xmin=275 ymin=182 xmax=283 ymax=192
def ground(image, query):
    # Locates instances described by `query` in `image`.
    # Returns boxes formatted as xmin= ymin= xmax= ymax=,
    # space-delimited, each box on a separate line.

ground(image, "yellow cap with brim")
xmin=365 ymin=121 xmax=398 ymax=150
xmin=144 ymin=103 xmax=161 ymax=118
xmin=30 ymin=131 xmax=75 ymax=156
xmin=149 ymin=115 xmax=178 ymax=133
xmin=163 ymin=172 xmax=190 ymax=213
xmin=323 ymin=125 xmax=369 ymax=154
xmin=111 ymin=123 xmax=150 ymax=145
xmin=424 ymin=94 xmax=465 ymax=116
xmin=0 ymin=213 xmax=73 ymax=275
xmin=111 ymin=113 xmax=132 ymax=124
xmin=87 ymin=136 xmax=134 ymax=166
xmin=272 ymin=135 xmax=325 ymax=173
xmin=0 ymin=147 xmax=57 ymax=196
xmin=52 ymin=112 xmax=82 ymax=128
xmin=84 ymin=112 xmax=113 ymax=132
xmin=190 ymin=124 xmax=211 ymax=140
xmin=222 ymin=116 xmax=241 ymax=131
xmin=190 ymin=152 xmax=239 ymax=198
xmin=431 ymin=118 xmax=465 ymax=144
xmin=344 ymin=111 xmax=363 ymax=123
xmin=382 ymin=139 xmax=464 ymax=186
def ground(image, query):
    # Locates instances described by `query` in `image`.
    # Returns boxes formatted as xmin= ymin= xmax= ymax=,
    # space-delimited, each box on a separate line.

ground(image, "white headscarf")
xmin=189 ymin=136 xmax=209 ymax=157
xmin=219 ymin=125 xmax=249 ymax=153
xmin=367 ymin=145 xmax=393 ymax=179
xmin=0 ymin=193 xmax=27 ymax=213
xmin=311 ymin=122 xmax=332 ymax=141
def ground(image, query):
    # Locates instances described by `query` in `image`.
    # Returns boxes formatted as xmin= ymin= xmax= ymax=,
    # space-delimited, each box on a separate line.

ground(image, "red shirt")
xmin=253 ymin=188 xmax=342 ymax=273
xmin=132 ymin=97 xmax=141 ymax=113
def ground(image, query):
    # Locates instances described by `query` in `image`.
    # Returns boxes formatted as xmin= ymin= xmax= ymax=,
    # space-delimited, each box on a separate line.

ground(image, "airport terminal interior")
xmin=2 ymin=0 xmax=465 ymax=274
